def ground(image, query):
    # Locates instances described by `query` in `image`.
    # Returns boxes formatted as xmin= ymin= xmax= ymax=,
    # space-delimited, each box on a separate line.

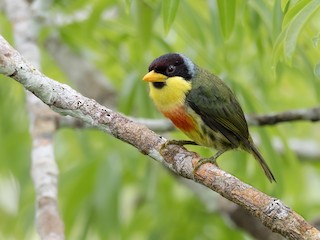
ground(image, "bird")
xmin=142 ymin=53 xmax=275 ymax=182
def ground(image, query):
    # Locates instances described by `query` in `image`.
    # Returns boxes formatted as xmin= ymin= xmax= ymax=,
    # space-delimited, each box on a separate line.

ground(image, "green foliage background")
xmin=1 ymin=0 xmax=320 ymax=239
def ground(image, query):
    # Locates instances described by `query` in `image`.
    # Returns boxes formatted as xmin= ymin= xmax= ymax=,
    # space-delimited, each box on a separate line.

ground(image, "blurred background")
xmin=0 ymin=0 xmax=320 ymax=239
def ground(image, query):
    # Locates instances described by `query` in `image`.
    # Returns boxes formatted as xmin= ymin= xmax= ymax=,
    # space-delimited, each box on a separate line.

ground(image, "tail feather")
xmin=249 ymin=144 xmax=276 ymax=183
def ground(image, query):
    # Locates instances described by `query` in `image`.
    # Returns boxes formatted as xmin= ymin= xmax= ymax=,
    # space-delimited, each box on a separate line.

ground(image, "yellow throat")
xmin=149 ymin=76 xmax=192 ymax=112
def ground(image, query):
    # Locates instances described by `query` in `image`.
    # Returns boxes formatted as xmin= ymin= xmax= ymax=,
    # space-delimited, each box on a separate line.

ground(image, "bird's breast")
xmin=161 ymin=106 xmax=196 ymax=132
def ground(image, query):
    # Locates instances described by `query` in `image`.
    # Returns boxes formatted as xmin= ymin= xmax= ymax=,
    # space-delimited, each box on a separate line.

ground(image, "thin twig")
xmin=0 ymin=35 xmax=319 ymax=240
xmin=247 ymin=107 xmax=320 ymax=126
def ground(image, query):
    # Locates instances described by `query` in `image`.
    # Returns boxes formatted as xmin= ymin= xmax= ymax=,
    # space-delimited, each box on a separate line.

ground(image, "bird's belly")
xmin=184 ymin=126 xmax=230 ymax=150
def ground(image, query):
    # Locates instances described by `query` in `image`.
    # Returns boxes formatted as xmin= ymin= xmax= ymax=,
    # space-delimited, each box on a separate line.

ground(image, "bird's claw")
xmin=193 ymin=150 xmax=225 ymax=173
xmin=193 ymin=157 xmax=218 ymax=173
xmin=160 ymin=140 xmax=197 ymax=154
xmin=159 ymin=141 xmax=169 ymax=154
xmin=160 ymin=140 xmax=182 ymax=154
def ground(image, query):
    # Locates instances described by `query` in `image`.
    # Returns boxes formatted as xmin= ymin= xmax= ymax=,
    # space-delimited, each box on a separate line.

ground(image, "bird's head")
xmin=143 ymin=53 xmax=196 ymax=89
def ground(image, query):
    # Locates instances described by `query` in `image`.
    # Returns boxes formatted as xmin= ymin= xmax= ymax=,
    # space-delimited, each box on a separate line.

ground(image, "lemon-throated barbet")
xmin=142 ymin=53 xmax=275 ymax=182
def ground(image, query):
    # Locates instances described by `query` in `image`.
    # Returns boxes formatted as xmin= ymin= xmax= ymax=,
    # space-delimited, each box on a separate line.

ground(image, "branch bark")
xmin=0 ymin=35 xmax=319 ymax=240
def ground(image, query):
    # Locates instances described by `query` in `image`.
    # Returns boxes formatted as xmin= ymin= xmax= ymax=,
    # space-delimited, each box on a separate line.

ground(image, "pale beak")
xmin=143 ymin=70 xmax=167 ymax=82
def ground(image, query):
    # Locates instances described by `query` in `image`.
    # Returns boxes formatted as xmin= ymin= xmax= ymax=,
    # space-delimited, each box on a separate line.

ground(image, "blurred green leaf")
xmin=312 ymin=33 xmax=320 ymax=47
xmin=314 ymin=62 xmax=320 ymax=79
xmin=273 ymin=0 xmax=320 ymax=63
xmin=284 ymin=0 xmax=320 ymax=59
xmin=162 ymin=0 xmax=180 ymax=34
xmin=282 ymin=0 xmax=310 ymax=28
xmin=217 ymin=0 xmax=236 ymax=39
xmin=134 ymin=0 xmax=154 ymax=47
xmin=272 ymin=0 xmax=283 ymax=40
xmin=281 ymin=0 xmax=290 ymax=12
xmin=122 ymin=0 xmax=132 ymax=13
xmin=249 ymin=0 xmax=272 ymax=33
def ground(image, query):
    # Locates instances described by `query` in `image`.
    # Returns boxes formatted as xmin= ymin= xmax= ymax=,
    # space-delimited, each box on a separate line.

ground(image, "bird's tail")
xmin=248 ymin=143 xmax=276 ymax=183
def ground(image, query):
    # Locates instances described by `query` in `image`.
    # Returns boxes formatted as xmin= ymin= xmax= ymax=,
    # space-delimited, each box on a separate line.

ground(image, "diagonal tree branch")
xmin=0 ymin=35 xmax=319 ymax=240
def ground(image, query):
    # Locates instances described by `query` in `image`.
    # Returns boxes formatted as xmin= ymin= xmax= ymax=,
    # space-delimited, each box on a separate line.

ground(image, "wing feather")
xmin=186 ymin=74 xmax=249 ymax=148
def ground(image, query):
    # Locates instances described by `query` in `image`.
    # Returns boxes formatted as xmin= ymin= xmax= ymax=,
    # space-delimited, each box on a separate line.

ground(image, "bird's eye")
xmin=166 ymin=65 xmax=176 ymax=74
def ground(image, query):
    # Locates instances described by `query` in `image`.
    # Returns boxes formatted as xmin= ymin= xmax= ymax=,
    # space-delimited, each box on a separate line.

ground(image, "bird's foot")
xmin=193 ymin=156 xmax=218 ymax=173
xmin=193 ymin=150 xmax=225 ymax=173
xmin=160 ymin=140 xmax=197 ymax=154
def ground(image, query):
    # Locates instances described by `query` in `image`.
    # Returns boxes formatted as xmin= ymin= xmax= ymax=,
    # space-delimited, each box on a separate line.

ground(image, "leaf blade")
xmin=162 ymin=0 xmax=180 ymax=34
xmin=217 ymin=0 xmax=236 ymax=39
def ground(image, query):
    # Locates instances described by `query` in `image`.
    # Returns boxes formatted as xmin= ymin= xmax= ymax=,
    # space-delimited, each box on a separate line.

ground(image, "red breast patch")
xmin=161 ymin=106 xmax=195 ymax=132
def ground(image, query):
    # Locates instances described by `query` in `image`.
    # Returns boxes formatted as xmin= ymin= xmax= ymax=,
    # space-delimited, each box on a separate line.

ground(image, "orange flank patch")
xmin=161 ymin=106 xmax=196 ymax=132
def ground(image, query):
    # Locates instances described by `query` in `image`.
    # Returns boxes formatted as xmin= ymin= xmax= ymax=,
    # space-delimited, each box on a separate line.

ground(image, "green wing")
xmin=186 ymin=71 xmax=249 ymax=147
